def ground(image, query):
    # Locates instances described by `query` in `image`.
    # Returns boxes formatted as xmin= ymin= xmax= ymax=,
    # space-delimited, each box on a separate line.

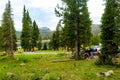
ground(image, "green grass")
xmin=0 ymin=52 xmax=120 ymax=80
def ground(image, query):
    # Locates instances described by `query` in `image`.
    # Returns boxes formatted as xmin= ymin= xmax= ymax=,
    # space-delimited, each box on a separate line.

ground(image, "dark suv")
xmin=83 ymin=48 xmax=100 ymax=58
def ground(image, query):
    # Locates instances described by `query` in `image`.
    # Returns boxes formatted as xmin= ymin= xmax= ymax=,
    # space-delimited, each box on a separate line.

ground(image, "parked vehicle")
xmin=83 ymin=47 xmax=101 ymax=59
xmin=117 ymin=48 xmax=120 ymax=53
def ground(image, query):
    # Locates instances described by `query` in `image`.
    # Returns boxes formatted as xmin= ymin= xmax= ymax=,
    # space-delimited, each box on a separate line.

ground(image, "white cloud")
xmin=0 ymin=0 xmax=24 ymax=30
xmin=0 ymin=0 xmax=61 ymax=31
xmin=28 ymin=0 xmax=61 ymax=12
xmin=0 ymin=0 xmax=104 ymax=31
xmin=88 ymin=0 xmax=105 ymax=24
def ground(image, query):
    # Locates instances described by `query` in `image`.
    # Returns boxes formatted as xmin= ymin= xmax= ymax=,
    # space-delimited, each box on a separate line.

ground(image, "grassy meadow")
xmin=0 ymin=51 xmax=120 ymax=80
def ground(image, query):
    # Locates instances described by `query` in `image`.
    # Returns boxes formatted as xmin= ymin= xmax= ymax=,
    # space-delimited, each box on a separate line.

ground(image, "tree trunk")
xmin=75 ymin=21 xmax=80 ymax=60
xmin=7 ymin=49 xmax=14 ymax=58
xmin=8 ymin=52 xmax=14 ymax=58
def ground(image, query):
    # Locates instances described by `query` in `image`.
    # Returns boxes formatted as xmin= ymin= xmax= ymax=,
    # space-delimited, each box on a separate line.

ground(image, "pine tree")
xmin=0 ymin=27 xmax=3 ymax=50
xmin=43 ymin=43 xmax=47 ymax=50
xmin=1 ymin=0 xmax=17 ymax=58
xmin=62 ymin=23 xmax=75 ymax=51
xmin=21 ymin=6 xmax=32 ymax=51
xmin=115 ymin=0 xmax=120 ymax=45
xmin=38 ymin=35 xmax=42 ymax=50
xmin=21 ymin=6 xmax=27 ymax=51
xmin=80 ymin=1 xmax=92 ymax=48
xmin=31 ymin=20 xmax=39 ymax=51
xmin=98 ymin=0 xmax=118 ymax=65
xmin=55 ymin=0 xmax=91 ymax=59
xmin=50 ymin=20 xmax=62 ymax=50
xmin=12 ymin=21 xmax=17 ymax=51
xmin=91 ymin=35 xmax=101 ymax=45
xmin=50 ymin=32 xmax=59 ymax=50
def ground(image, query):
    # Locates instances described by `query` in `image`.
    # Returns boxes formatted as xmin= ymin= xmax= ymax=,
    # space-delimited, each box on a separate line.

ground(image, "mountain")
xmin=91 ymin=24 xmax=101 ymax=35
xmin=16 ymin=27 xmax=53 ymax=40
xmin=39 ymin=27 xmax=51 ymax=33
xmin=16 ymin=31 xmax=21 ymax=40
xmin=39 ymin=27 xmax=53 ymax=40
xmin=16 ymin=25 xmax=101 ymax=40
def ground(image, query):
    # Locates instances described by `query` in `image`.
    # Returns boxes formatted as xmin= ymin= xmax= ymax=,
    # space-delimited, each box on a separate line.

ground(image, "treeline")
xmin=20 ymin=6 xmax=41 ymax=51
xmin=50 ymin=0 xmax=120 ymax=65
xmin=0 ymin=1 xmax=42 ymax=58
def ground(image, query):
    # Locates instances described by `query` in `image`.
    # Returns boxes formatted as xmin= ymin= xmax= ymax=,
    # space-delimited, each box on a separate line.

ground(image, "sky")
xmin=0 ymin=0 xmax=105 ymax=31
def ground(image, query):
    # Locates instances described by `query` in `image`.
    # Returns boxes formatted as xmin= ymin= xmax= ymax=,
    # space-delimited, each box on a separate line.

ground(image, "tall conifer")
xmin=99 ymin=0 xmax=118 ymax=65
xmin=51 ymin=20 xmax=62 ymax=50
xmin=21 ymin=6 xmax=32 ymax=51
xmin=1 ymin=0 xmax=17 ymax=58
xmin=31 ymin=20 xmax=39 ymax=51
xmin=0 ymin=27 xmax=3 ymax=50
xmin=55 ymin=0 xmax=91 ymax=59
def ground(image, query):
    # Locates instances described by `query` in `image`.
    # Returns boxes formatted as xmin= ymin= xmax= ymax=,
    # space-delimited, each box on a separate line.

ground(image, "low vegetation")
xmin=0 ymin=52 xmax=120 ymax=80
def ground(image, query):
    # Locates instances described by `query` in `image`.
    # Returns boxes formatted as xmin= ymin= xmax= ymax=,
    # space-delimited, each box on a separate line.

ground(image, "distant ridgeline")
xmin=39 ymin=27 xmax=53 ymax=40
xmin=16 ymin=25 xmax=100 ymax=40
xmin=16 ymin=27 xmax=53 ymax=40
xmin=91 ymin=24 xmax=101 ymax=35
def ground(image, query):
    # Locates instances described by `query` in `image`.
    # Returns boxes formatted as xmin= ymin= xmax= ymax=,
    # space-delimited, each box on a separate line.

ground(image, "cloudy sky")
xmin=0 ymin=0 xmax=105 ymax=31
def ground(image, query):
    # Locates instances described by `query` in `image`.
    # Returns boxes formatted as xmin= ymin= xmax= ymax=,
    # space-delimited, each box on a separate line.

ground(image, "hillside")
xmin=16 ymin=25 xmax=101 ymax=40
xmin=16 ymin=27 xmax=53 ymax=40
xmin=16 ymin=31 xmax=21 ymax=40
xmin=39 ymin=27 xmax=53 ymax=40
xmin=91 ymin=24 xmax=101 ymax=35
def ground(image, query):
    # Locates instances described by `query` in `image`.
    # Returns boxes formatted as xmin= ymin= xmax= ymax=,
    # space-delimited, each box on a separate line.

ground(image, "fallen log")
xmin=51 ymin=59 xmax=75 ymax=63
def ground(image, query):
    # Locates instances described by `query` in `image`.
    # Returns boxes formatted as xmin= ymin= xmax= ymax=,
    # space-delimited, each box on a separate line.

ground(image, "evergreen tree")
xmin=115 ymin=0 xmax=120 ymax=45
xmin=43 ymin=43 xmax=47 ymax=50
xmin=55 ymin=0 xmax=91 ymax=59
xmin=80 ymin=1 xmax=92 ymax=48
xmin=1 ymin=0 xmax=17 ymax=58
xmin=31 ymin=20 xmax=39 ymax=51
xmin=38 ymin=35 xmax=42 ymax=50
xmin=91 ymin=35 xmax=101 ymax=45
xmin=21 ymin=6 xmax=32 ymax=51
xmin=26 ymin=10 xmax=32 ymax=51
xmin=50 ymin=32 xmax=59 ymax=50
xmin=21 ymin=6 xmax=27 ymax=51
xmin=50 ymin=20 xmax=62 ymax=50
xmin=0 ymin=27 xmax=3 ymax=50
xmin=62 ymin=23 xmax=75 ymax=51
xmin=98 ymin=0 xmax=118 ymax=65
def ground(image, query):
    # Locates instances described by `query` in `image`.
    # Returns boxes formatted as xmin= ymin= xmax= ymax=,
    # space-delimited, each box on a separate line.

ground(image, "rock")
xmin=94 ymin=56 xmax=98 ymax=59
xmin=104 ymin=70 xmax=114 ymax=77
xmin=16 ymin=58 xmax=19 ymax=61
xmin=98 ymin=70 xmax=114 ymax=77
xmin=116 ymin=53 xmax=120 ymax=58
xmin=96 ymin=73 xmax=103 ymax=77
xmin=0 ymin=53 xmax=6 ymax=56
xmin=20 ymin=63 xmax=26 ymax=66
xmin=7 ymin=72 xmax=14 ymax=78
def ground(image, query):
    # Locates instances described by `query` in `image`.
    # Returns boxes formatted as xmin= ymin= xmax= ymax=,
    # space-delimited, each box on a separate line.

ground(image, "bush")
xmin=57 ymin=53 xmax=66 ymax=57
xmin=42 ymin=72 xmax=62 ymax=80
xmin=42 ymin=43 xmax=47 ymax=50
xmin=17 ymin=48 xmax=24 ymax=53
xmin=34 ymin=47 xmax=38 ymax=51
xmin=16 ymin=55 xmax=31 ymax=63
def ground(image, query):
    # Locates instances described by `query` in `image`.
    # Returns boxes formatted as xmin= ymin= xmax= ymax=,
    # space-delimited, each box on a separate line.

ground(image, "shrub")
xmin=17 ymin=48 xmax=24 ymax=53
xmin=16 ymin=55 xmax=31 ymax=63
xmin=42 ymin=43 xmax=47 ymax=50
xmin=57 ymin=53 xmax=66 ymax=57
xmin=34 ymin=47 xmax=38 ymax=51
